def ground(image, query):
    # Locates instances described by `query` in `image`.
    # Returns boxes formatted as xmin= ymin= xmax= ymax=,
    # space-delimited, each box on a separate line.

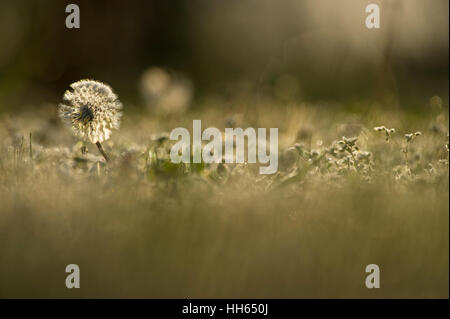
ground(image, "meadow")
xmin=0 ymin=97 xmax=448 ymax=298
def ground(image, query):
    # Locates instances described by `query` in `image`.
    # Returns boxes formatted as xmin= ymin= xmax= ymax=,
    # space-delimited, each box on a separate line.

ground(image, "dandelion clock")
xmin=58 ymin=79 xmax=123 ymax=162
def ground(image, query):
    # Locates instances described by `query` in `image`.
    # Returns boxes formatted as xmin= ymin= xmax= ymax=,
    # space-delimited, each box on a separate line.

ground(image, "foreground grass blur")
xmin=0 ymin=99 xmax=448 ymax=298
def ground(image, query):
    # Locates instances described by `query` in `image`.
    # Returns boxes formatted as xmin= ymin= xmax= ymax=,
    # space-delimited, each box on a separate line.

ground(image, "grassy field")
xmin=0 ymin=99 xmax=448 ymax=298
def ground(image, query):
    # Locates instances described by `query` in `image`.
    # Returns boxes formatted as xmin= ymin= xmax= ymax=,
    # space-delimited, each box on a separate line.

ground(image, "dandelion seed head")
xmin=58 ymin=79 xmax=123 ymax=144
xmin=429 ymin=95 xmax=443 ymax=111
xmin=140 ymin=67 xmax=193 ymax=114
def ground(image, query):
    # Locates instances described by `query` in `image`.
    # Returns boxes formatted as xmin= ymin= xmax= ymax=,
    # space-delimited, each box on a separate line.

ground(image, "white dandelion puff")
xmin=140 ymin=67 xmax=193 ymax=115
xmin=58 ymin=79 xmax=123 ymax=161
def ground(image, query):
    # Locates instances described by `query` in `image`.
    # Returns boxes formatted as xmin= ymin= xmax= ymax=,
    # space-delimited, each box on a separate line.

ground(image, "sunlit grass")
xmin=0 ymin=100 xmax=448 ymax=298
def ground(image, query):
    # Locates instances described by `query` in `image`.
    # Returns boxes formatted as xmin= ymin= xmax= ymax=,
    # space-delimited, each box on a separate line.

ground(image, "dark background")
xmin=0 ymin=0 xmax=448 ymax=110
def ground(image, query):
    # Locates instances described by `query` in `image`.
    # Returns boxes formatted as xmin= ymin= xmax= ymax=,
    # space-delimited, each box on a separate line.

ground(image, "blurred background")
xmin=0 ymin=0 xmax=448 ymax=112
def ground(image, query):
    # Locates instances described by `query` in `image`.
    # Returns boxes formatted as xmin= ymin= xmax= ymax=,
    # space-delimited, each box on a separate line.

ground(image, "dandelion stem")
xmin=20 ymin=136 xmax=24 ymax=162
xmin=96 ymin=142 xmax=109 ymax=162
xmin=404 ymin=147 xmax=408 ymax=165
xmin=29 ymin=133 xmax=33 ymax=162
